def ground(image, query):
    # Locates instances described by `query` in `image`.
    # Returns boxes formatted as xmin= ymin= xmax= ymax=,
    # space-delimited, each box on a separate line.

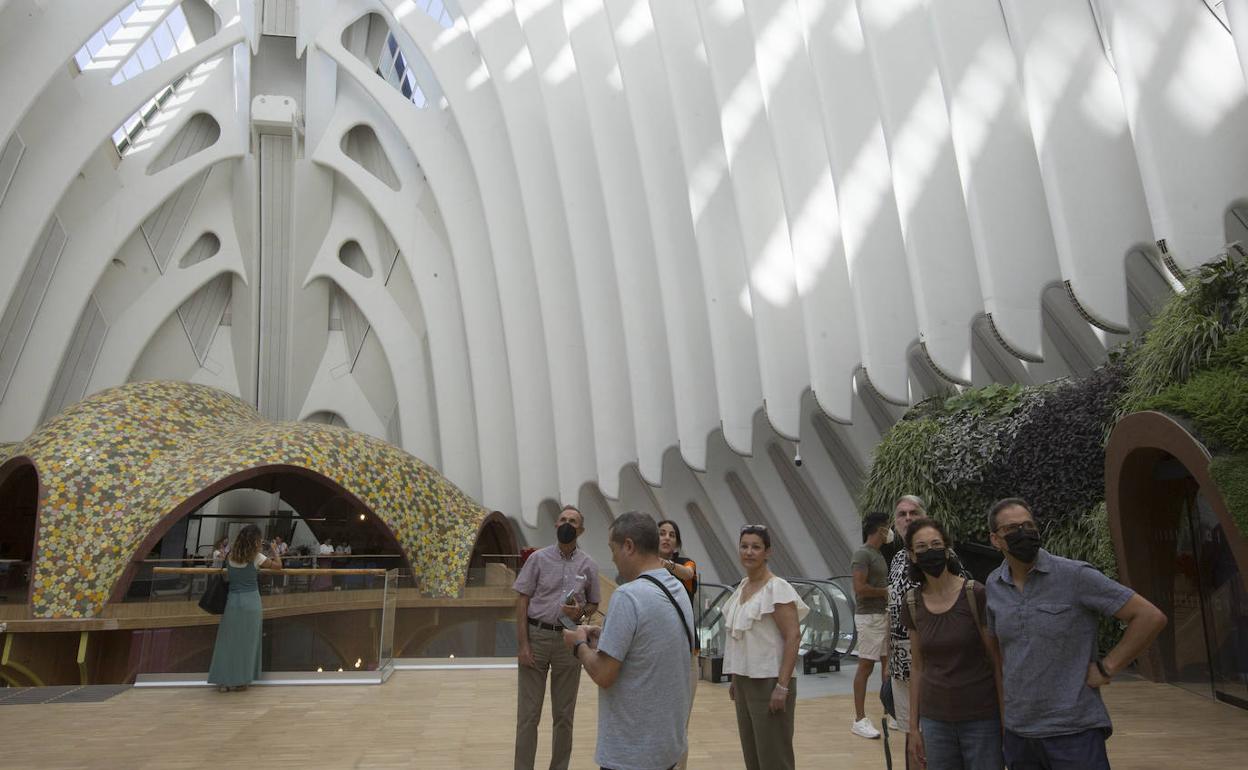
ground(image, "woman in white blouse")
xmin=723 ymin=524 xmax=809 ymax=770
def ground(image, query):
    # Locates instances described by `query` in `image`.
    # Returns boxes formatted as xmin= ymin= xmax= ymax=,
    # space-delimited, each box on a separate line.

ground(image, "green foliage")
xmin=1210 ymin=454 xmax=1248 ymax=538
xmin=861 ymin=366 xmax=1124 ymax=544
xmin=1139 ymin=368 xmax=1248 ymax=452
xmin=860 ymin=419 xmax=947 ymax=517
xmin=1122 ymin=251 xmax=1248 ymax=413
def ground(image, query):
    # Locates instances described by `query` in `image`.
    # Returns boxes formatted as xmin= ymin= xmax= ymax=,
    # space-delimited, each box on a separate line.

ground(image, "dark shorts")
xmin=1003 ymin=728 xmax=1110 ymax=770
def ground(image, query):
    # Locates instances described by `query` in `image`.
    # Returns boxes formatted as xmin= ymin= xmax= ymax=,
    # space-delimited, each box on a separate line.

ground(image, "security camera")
xmin=794 ymin=449 xmax=802 ymax=467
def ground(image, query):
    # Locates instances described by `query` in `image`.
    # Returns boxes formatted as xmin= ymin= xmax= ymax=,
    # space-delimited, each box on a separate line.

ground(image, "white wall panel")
xmin=0 ymin=131 xmax=23 ymax=209
xmin=178 ymin=273 xmax=232 ymax=363
xmin=564 ymin=0 xmax=677 ymax=486
xmin=384 ymin=0 xmax=554 ymax=517
xmin=743 ymin=0 xmax=860 ymax=422
xmin=1000 ymin=0 xmax=1153 ymax=331
xmin=47 ymin=299 xmax=109 ymax=426
xmin=602 ymin=0 xmax=719 ymax=472
xmin=1095 ymin=0 xmax=1248 ymax=268
xmin=0 ymin=216 xmax=65 ymax=403
xmin=694 ymin=0 xmax=810 ymax=439
xmin=857 ymin=0 xmax=981 ymax=384
xmin=515 ymin=0 xmax=636 ymax=497
xmin=649 ymin=0 xmax=763 ymax=455
xmin=1229 ymin=0 xmax=1248 ymax=86
xmin=798 ymin=0 xmax=917 ymax=405
xmin=927 ymin=0 xmax=1061 ymax=362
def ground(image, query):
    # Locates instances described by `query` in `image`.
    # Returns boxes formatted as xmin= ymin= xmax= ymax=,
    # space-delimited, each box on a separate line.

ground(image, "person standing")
xmin=902 ymin=518 xmax=1003 ymax=770
xmin=210 ymin=537 xmax=228 ymax=568
xmin=985 ymin=498 xmax=1167 ymax=769
xmin=887 ymin=495 xmax=971 ymax=756
xmin=207 ymin=524 xmax=282 ymax=692
xmin=722 ymin=525 xmax=809 ymax=770
xmin=657 ymin=519 xmax=699 ymax=770
xmin=852 ymin=512 xmax=893 ymax=739
xmin=564 ymin=512 xmax=694 ymax=770
xmin=513 ymin=505 xmax=601 ymax=770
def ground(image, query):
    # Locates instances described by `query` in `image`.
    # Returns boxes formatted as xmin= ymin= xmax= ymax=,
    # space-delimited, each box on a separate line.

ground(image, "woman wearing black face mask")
xmin=901 ymin=518 xmax=1004 ymax=770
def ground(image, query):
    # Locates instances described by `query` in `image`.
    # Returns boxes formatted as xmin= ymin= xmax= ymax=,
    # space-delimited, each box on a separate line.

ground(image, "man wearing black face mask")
xmin=984 ymin=498 xmax=1166 ymax=769
xmin=513 ymin=505 xmax=601 ymax=770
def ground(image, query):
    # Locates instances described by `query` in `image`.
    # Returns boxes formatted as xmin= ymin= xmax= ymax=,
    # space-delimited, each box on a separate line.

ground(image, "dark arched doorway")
xmin=109 ymin=465 xmax=411 ymax=603
xmin=1107 ymin=412 xmax=1248 ymax=708
xmin=0 ymin=459 xmax=38 ymax=605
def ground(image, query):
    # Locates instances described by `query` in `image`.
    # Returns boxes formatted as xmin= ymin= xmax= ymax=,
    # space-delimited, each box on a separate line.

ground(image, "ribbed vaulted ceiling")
xmin=2 ymin=0 xmax=1247 ymax=580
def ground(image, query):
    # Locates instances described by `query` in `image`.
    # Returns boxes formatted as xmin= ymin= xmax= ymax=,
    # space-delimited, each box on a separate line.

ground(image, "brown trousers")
xmin=515 ymin=625 xmax=581 ymax=770
xmin=733 ymin=675 xmax=797 ymax=770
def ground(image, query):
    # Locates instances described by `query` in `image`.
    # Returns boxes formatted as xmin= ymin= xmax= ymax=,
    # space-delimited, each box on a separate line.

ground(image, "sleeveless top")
xmin=225 ymin=553 xmax=267 ymax=593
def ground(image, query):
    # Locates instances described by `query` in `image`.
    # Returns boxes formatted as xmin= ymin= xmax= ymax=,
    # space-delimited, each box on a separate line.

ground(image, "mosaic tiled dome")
xmin=0 ymin=381 xmax=490 ymax=618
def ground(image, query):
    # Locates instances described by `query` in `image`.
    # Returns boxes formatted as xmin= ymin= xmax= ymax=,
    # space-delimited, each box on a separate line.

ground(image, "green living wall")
xmin=859 ymin=249 xmax=1248 ymax=649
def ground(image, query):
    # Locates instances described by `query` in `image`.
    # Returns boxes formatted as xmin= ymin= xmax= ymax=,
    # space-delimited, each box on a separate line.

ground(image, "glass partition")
xmin=126 ymin=565 xmax=397 ymax=679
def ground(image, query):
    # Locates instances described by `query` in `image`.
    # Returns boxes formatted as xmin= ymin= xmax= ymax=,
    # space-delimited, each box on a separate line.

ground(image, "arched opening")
xmin=465 ymin=511 xmax=518 ymax=589
xmin=109 ymin=465 xmax=411 ymax=603
xmin=0 ymin=459 xmax=38 ymax=605
xmin=1106 ymin=412 xmax=1248 ymax=708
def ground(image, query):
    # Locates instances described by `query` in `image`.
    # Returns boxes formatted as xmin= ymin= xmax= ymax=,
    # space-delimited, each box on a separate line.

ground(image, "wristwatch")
xmin=573 ymin=640 xmax=588 ymax=658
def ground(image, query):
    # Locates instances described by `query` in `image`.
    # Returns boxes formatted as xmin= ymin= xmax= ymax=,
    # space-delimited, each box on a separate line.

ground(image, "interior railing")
xmin=696 ymin=576 xmax=858 ymax=661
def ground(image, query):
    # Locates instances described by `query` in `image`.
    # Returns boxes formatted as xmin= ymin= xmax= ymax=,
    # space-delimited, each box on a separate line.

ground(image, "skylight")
xmin=73 ymin=1 xmax=197 ymax=154
xmin=378 ymin=32 xmax=430 ymax=107
xmin=414 ymin=0 xmax=456 ymax=30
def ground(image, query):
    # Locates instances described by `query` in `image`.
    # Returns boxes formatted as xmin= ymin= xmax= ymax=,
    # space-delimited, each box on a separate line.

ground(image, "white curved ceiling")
xmin=2 ymin=0 xmax=1246 ymax=578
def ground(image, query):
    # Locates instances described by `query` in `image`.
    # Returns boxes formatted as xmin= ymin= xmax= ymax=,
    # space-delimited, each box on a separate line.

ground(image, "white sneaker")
xmin=852 ymin=717 xmax=881 ymax=739
xmin=885 ymin=715 xmax=900 ymax=731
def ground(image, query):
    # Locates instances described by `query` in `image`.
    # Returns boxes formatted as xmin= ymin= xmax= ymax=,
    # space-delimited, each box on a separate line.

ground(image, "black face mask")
xmin=1004 ymin=528 xmax=1041 ymax=563
xmin=916 ymin=548 xmax=948 ymax=578
xmin=556 ymin=522 xmax=578 ymax=545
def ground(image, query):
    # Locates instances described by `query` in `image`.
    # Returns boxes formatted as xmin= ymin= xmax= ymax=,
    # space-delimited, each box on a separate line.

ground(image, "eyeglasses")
xmin=995 ymin=521 xmax=1039 ymax=536
xmin=912 ymin=543 xmax=945 ymax=554
xmin=740 ymin=524 xmax=768 ymax=534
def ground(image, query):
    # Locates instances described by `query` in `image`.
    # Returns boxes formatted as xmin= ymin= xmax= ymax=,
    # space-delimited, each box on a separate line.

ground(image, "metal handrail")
xmin=152 ymin=566 xmax=388 ymax=576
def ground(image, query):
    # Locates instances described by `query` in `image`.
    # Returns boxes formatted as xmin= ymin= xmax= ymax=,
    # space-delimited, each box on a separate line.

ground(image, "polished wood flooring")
xmin=0 ymin=670 xmax=1242 ymax=768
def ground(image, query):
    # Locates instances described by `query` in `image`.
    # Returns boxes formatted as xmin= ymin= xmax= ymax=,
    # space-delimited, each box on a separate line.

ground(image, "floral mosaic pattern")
xmin=0 ymin=381 xmax=489 ymax=618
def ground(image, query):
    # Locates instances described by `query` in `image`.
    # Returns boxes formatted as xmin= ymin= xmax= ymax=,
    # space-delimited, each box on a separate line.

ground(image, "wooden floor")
xmin=0 ymin=670 xmax=1242 ymax=768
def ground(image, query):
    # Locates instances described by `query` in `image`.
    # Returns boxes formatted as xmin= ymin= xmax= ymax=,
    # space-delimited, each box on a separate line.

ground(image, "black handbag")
xmin=199 ymin=573 xmax=228 ymax=614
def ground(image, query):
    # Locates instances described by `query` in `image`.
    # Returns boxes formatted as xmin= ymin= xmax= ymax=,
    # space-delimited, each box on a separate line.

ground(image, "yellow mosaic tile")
xmin=0 ymin=381 xmax=489 ymax=618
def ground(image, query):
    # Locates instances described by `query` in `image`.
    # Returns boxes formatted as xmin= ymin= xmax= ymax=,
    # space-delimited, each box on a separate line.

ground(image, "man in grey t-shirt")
xmin=564 ymin=512 xmax=694 ymax=770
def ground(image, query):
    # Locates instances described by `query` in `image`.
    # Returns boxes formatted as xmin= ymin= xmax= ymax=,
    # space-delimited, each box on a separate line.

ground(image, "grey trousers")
xmin=733 ymin=675 xmax=797 ymax=770
xmin=515 ymin=625 xmax=581 ymax=770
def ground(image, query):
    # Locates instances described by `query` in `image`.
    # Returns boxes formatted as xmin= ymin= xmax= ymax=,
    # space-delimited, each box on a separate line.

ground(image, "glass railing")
xmin=791 ymin=577 xmax=857 ymax=657
xmin=124 ymin=555 xmax=412 ymax=601
xmin=128 ymin=566 xmax=400 ymax=678
xmin=694 ymin=576 xmax=858 ymax=662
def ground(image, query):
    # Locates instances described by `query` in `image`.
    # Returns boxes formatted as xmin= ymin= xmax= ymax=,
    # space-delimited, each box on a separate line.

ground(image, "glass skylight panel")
xmin=412 ymin=0 xmax=456 ymax=29
xmin=70 ymin=1 xmax=199 ymax=154
xmin=378 ymin=31 xmax=430 ymax=109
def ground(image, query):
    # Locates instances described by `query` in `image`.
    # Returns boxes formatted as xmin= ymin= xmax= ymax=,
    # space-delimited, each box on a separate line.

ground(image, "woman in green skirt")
xmin=208 ymin=524 xmax=282 ymax=691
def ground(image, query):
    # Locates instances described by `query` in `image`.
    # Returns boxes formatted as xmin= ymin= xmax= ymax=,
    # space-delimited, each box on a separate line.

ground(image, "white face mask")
xmin=884 ymin=527 xmax=896 ymax=545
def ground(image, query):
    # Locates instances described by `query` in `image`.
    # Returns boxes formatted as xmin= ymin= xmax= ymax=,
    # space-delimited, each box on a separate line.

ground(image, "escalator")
xmin=696 ymin=576 xmax=859 ymax=677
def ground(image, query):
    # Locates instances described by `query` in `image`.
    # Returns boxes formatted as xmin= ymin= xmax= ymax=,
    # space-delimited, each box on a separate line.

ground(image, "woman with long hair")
xmin=723 ymin=525 xmax=809 ymax=770
xmin=903 ymin=518 xmax=1003 ymax=769
xmin=658 ymin=520 xmax=698 ymax=601
xmin=658 ymin=519 xmax=699 ymax=770
xmin=207 ymin=524 xmax=282 ymax=692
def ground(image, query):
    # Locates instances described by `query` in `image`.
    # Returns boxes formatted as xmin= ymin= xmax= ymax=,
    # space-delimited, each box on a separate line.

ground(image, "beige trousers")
xmin=733 ymin=675 xmax=797 ymax=770
xmin=515 ymin=625 xmax=581 ymax=770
